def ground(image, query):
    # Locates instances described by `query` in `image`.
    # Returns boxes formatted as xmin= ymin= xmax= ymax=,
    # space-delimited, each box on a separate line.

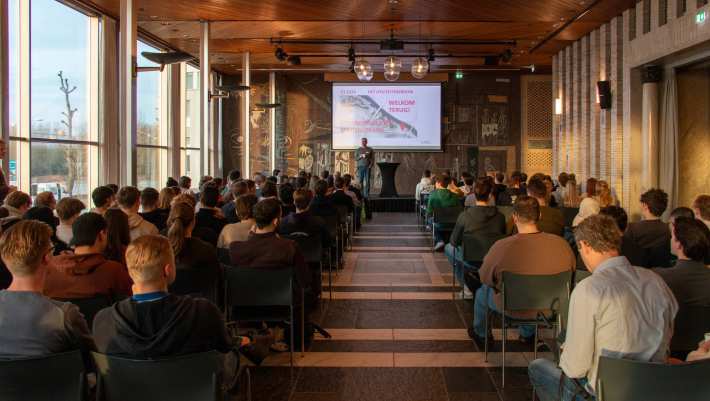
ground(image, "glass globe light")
xmin=354 ymin=59 xmax=374 ymax=81
xmin=383 ymin=56 xmax=401 ymax=73
xmin=411 ymin=57 xmax=429 ymax=79
xmin=384 ymin=69 xmax=400 ymax=82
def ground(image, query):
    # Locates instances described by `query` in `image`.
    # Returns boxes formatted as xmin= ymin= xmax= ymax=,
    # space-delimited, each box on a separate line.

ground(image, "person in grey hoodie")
xmin=445 ymin=178 xmax=506 ymax=296
xmin=117 ymin=186 xmax=159 ymax=241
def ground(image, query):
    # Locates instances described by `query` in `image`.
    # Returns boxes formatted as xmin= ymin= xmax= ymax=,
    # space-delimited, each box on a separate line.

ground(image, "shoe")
xmin=433 ymin=241 xmax=445 ymax=251
xmin=467 ymin=327 xmax=493 ymax=349
xmin=463 ymin=285 xmax=473 ymax=298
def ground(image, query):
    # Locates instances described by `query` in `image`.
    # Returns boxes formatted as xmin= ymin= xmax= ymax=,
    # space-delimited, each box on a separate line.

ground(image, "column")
xmin=119 ymin=0 xmax=137 ymax=186
xmin=641 ymin=65 xmax=662 ymax=191
xmin=241 ymin=52 xmax=250 ymax=178
xmin=200 ymin=21 xmax=210 ymax=178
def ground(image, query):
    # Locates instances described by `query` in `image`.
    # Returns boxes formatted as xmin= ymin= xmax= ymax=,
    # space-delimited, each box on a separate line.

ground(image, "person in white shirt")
xmin=218 ymin=194 xmax=258 ymax=249
xmin=529 ymin=214 xmax=677 ymax=401
xmin=117 ymin=186 xmax=159 ymax=241
xmin=415 ymin=170 xmax=434 ymax=202
xmin=55 ymin=197 xmax=86 ymax=246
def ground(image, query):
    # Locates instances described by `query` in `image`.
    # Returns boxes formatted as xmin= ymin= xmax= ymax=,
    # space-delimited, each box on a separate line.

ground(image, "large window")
xmin=181 ymin=63 xmax=201 ymax=189
xmin=8 ymin=0 xmax=100 ymax=206
xmin=136 ymin=41 xmax=169 ymax=189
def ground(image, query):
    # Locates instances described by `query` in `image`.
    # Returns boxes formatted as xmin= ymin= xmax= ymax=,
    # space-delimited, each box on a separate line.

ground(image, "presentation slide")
xmin=332 ymin=83 xmax=442 ymax=151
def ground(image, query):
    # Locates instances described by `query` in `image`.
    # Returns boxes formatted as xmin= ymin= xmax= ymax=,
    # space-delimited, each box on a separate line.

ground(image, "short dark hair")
xmin=23 ymin=206 xmax=58 ymax=232
xmin=558 ymin=172 xmax=569 ymax=187
xmin=670 ymin=207 xmax=695 ymax=222
xmin=294 ymin=189 xmax=313 ymax=211
xmin=314 ymin=180 xmax=328 ymax=197
xmin=140 ymin=187 xmax=160 ymax=208
xmin=693 ymin=195 xmax=710 ymax=221
xmin=166 ymin=177 xmax=179 ymax=187
xmin=279 ymin=183 xmax=295 ymax=205
xmin=235 ymin=194 xmax=258 ymax=220
xmin=436 ymin=175 xmax=451 ymax=187
xmin=423 ymin=170 xmax=431 ymax=178
xmin=495 ymin=172 xmax=504 ymax=183
xmin=92 ymin=186 xmax=114 ymax=208
xmin=228 ymin=169 xmax=241 ymax=182
xmin=513 ymin=195 xmax=540 ymax=223
xmin=55 ymin=197 xmax=86 ymax=221
xmin=117 ymin=186 xmax=141 ymax=209
xmin=295 ymin=176 xmax=308 ymax=189
xmin=106 ymin=184 xmax=119 ymax=195
xmin=266 ymin=175 xmax=278 ymax=184
xmin=321 ymin=170 xmax=330 ymax=179
xmin=672 ymin=217 xmax=710 ymax=262
xmin=574 ymin=214 xmax=622 ymax=253
xmin=464 ymin=176 xmax=474 ymax=186
xmin=600 ymin=206 xmax=628 ymax=232
xmin=473 ymin=178 xmax=492 ymax=202
xmin=71 ymin=212 xmax=107 ymax=247
xmin=179 ymin=176 xmax=192 ymax=189
xmin=231 ymin=180 xmax=248 ymax=197
xmin=261 ymin=181 xmax=278 ymax=198
xmin=526 ymin=178 xmax=548 ymax=199
xmin=253 ymin=198 xmax=282 ymax=229
xmin=640 ymin=188 xmax=668 ymax=217
xmin=200 ymin=184 xmax=220 ymax=208
xmin=334 ymin=176 xmax=345 ymax=189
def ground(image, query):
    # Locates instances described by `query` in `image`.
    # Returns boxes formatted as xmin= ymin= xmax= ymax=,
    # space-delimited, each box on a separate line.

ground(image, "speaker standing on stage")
xmin=356 ymin=137 xmax=374 ymax=198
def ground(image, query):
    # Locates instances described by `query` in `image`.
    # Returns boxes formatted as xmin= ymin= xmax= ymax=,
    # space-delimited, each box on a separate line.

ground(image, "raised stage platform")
xmin=367 ymin=195 xmax=416 ymax=213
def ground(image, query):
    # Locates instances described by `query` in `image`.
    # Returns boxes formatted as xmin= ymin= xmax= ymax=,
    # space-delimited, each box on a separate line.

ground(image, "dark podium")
xmin=377 ymin=162 xmax=400 ymax=198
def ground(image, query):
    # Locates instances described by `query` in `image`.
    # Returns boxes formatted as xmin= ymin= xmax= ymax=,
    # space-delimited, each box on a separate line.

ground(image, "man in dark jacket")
xmin=309 ymin=180 xmax=337 ymax=218
xmin=329 ymin=177 xmax=355 ymax=213
xmin=221 ymin=181 xmax=248 ymax=224
xmin=279 ymin=189 xmax=331 ymax=249
xmin=93 ymin=235 xmax=232 ymax=358
xmin=195 ymin=184 xmax=227 ymax=235
xmin=446 ymin=178 xmax=506 ymax=295
xmin=624 ymin=188 xmax=672 ymax=267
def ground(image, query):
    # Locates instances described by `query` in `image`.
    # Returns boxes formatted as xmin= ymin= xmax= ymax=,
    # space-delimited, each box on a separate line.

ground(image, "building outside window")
xmin=181 ymin=63 xmax=201 ymax=189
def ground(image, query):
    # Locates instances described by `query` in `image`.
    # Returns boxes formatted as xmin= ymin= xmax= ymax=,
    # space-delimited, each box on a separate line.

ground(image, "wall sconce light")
xmin=555 ymin=98 xmax=562 ymax=115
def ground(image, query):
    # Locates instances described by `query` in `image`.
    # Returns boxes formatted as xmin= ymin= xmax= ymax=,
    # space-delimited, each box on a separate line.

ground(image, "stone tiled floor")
xmin=244 ymin=213 xmax=543 ymax=401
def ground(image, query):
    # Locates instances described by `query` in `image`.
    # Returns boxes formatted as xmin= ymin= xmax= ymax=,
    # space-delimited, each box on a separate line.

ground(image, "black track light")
xmin=287 ymin=55 xmax=301 ymax=66
xmin=275 ymin=47 xmax=288 ymax=62
xmin=348 ymin=47 xmax=356 ymax=62
xmin=500 ymin=49 xmax=513 ymax=63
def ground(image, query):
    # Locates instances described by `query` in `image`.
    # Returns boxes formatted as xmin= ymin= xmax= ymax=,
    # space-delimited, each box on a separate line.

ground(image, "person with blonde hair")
xmin=563 ymin=179 xmax=581 ymax=207
xmin=595 ymin=180 xmax=616 ymax=207
xmin=34 ymin=191 xmax=57 ymax=210
xmin=0 ymin=220 xmax=95 ymax=358
xmin=157 ymin=187 xmax=175 ymax=211
xmin=572 ymin=197 xmax=600 ymax=227
xmin=92 ymin=235 xmax=232 ymax=358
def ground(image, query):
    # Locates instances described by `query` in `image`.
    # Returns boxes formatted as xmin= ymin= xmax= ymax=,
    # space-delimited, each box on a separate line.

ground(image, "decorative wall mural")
xmin=334 ymin=151 xmax=352 ymax=175
xmin=478 ymin=149 xmax=508 ymax=176
xmin=298 ymin=144 xmax=314 ymax=172
xmin=478 ymin=105 xmax=510 ymax=146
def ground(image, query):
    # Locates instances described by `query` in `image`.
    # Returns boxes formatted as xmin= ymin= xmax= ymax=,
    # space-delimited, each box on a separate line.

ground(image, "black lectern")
xmin=377 ymin=162 xmax=400 ymax=198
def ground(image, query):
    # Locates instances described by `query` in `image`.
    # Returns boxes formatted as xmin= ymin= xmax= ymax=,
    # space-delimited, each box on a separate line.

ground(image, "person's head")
xmin=71 ymin=212 xmax=108 ymax=252
xmin=228 ymin=169 xmax=241 ymax=183
xmin=526 ymin=178 xmax=548 ymax=204
xmin=586 ymin=177 xmax=597 ymax=196
xmin=574 ymin=214 xmax=622 ymax=270
xmin=166 ymin=177 xmax=179 ymax=188
xmin=320 ymin=170 xmax=330 ymax=180
xmin=295 ymin=176 xmax=308 ymax=189
xmin=520 ymin=172 xmax=528 ymax=183
xmin=558 ymin=172 xmax=569 ymax=188
xmin=200 ymin=184 xmax=220 ymax=208
xmin=692 ymin=195 xmax=710 ymax=222
xmin=55 ymin=197 xmax=86 ymax=224
xmin=34 ymin=191 xmax=56 ymax=210
xmin=117 ymin=186 xmax=141 ymax=213
xmin=314 ymin=180 xmax=328 ymax=197
xmin=5 ymin=191 xmax=32 ymax=212
xmin=246 ymin=179 xmax=256 ymax=194
xmin=640 ymin=188 xmax=668 ymax=218
xmin=473 ymin=177 xmax=493 ymax=203
xmin=669 ymin=207 xmax=695 ymax=224
xmin=158 ymin=187 xmax=175 ymax=210
xmin=279 ymin=183 xmax=295 ymax=205
xmin=423 ymin=170 xmax=431 ymax=178
xmin=542 ymin=176 xmax=554 ymax=195
xmin=92 ymin=186 xmax=115 ymax=210
xmin=235 ymin=194 xmax=258 ymax=221
xmin=178 ymin=176 xmax=192 ymax=190
xmin=140 ymin=187 xmax=160 ymax=211
xmin=23 ymin=206 xmax=58 ymax=234
xmin=106 ymin=184 xmax=119 ymax=196
xmin=670 ymin=217 xmax=710 ymax=261
xmin=272 ymin=169 xmax=281 ymax=177
xmin=266 ymin=175 xmax=278 ymax=184
xmin=361 ymin=137 xmax=368 ymax=147
xmin=293 ymin=189 xmax=313 ymax=212
xmin=198 ymin=176 xmax=213 ymax=191
xmin=253 ymin=173 xmax=264 ymax=186
xmin=253 ymin=198 xmax=282 ymax=231
xmin=0 ymin=220 xmax=53 ymax=284
xmin=512 ymin=195 xmax=540 ymax=227
xmin=599 ymin=205 xmax=629 ymax=232
xmin=171 ymin=193 xmax=197 ymax=210
xmin=230 ymin=180 xmax=248 ymax=198
xmin=510 ymin=171 xmax=522 ymax=186
xmin=260 ymin=181 xmax=278 ymax=198
xmin=573 ymin=197 xmax=601 ymax=227
xmin=343 ymin=174 xmax=353 ymax=187
xmin=334 ymin=176 xmax=346 ymax=189
xmin=436 ymin=175 xmax=451 ymax=189
xmin=463 ymin=176 xmax=475 ymax=187
xmin=104 ymin=208 xmax=131 ymax=248
xmin=125 ymin=235 xmax=176 ymax=292
xmin=167 ymin=201 xmax=195 ymax=256
xmin=495 ymin=172 xmax=504 ymax=184
xmin=212 ymin=177 xmax=223 ymax=189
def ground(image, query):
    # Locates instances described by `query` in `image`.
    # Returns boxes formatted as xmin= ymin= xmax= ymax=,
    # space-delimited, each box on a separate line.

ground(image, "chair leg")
xmin=245 ymin=366 xmax=252 ymax=401
xmin=484 ymin=306 xmax=489 ymax=362
xmin=451 ymin=247 xmax=457 ymax=300
xmin=533 ymin=323 xmax=539 ymax=361
xmin=502 ymin=315 xmax=506 ymax=388
xmin=301 ymin=291 xmax=305 ymax=358
xmin=290 ymin=307 xmax=295 ymax=368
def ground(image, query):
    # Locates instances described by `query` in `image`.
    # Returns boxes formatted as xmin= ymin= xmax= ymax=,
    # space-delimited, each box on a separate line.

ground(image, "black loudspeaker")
xmin=597 ymin=81 xmax=611 ymax=109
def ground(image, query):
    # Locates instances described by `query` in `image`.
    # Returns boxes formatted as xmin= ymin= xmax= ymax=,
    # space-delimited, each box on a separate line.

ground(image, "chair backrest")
xmin=671 ymin=305 xmax=710 ymax=353
xmin=320 ymin=214 xmax=339 ymax=238
xmin=596 ymin=356 xmax=710 ymax=401
xmin=559 ymin=207 xmax=580 ymax=228
xmin=0 ymin=350 xmax=85 ymax=401
xmin=169 ymin=267 xmax=219 ymax=304
xmin=431 ymin=206 xmax=463 ymax=224
xmin=223 ymin=264 xmax=293 ymax=308
xmin=55 ymin=295 xmax=112 ymax=328
xmin=573 ymin=269 xmax=592 ymax=285
xmin=217 ymin=247 xmax=231 ymax=264
xmin=92 ymin=351 xmax=220 ymax=401
xmin=284 ymin=233 xmax=323 ymax=264
xmin=501 ymin=270 xmax=572 ymax=312
xmin=462 ymin=232 xmax=506 ymax=263
xmin=334 ymin=204 xmax=349 ymax=223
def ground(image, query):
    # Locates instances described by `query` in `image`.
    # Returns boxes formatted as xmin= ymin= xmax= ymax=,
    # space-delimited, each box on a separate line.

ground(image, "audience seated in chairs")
xmin=0 ymin=220 xmax=95 ymax=360
xmin=552 ymin=172 xmax=569 ymax=206
xmin=598 ymin=205 xmax=647 ymax=270
xmin=222 ymin=169 xmax=242 ymax=200
xmin=117 ymin=186 xmax=159 ymax=241
xmin=529 ymin=214 xmax=677 ymax=401
xmin=218 ymin=194 xmax=258 ymax=249
xmin=91 ymin=185 xmax=115 ymax=216
xmin=139 ymin=187 xmax=169 ymax=231
xmin=446 ymin=178 xmax=506 ymax=294
xmin=34 ymin=191 xmax=57 ymax=211
xmin=279 ymin=189 xmax=332 ymax=249
xmin=572 ymin=197 xmax=600 ymax=227
xmin=195 ymin=184 xmax=227 ymax=235
xmin=331 ymin=177 xmax=355 ymax=213
xmin=310 ymin=180 xmax=338 ymax=218
xmin=693 ymin=194 xmax=710 ymax=229
xmin=23 ymin=206 xmax=70 ymax=255
xmin=493 ymin=172 xmax=508 ymax=205
xmin=103 ymin=208 xmax=131 ymax=265
xmin=470 ymin=195 xmax=575 ymax=346
xmin=44 ymin=212 xmax=132 ymax=300
xmin=415 ymin=170 xmax=435 ymax=202
xmin=523 ymin=177 xmax=564 ymax=236
xmin=623 ymin=188 xmax=672 ymax=268
xmin=55 ymin=197 xmax=86 ymax=246
xmin=259 ymin=180 xmax=277 ymax=200
xmin=222 ymin=180 xmax=248 ymax=224
xmin=1 ymin=191 xmax=32 ymax=230
xmin=278 ymin=182 xmax=297 ymax=216
xmin=170 ymin=193 xmax=218 ymax=246
xmin=166 ymin=202 xmax=220 ymax=297
xmin=93 ymin=235 xmax=233 ymax=358
xmin=427 ymin=175 xmax=462 ymax=251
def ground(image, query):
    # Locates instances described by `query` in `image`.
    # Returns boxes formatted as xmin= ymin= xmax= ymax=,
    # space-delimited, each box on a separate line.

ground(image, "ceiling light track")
xmin=270 ymin=38 xmax=517 ymax=46
xmin=529 ymin=0 xmax=601 ymax=53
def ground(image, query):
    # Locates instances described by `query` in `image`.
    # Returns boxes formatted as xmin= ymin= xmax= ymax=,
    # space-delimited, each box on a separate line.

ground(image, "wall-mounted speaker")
xmin=597 ymin=81 xmax=611 ymax=109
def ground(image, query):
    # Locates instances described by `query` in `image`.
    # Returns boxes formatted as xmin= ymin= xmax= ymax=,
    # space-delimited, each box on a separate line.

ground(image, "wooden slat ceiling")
xmin=87 ymin=0 xmax=636 ymax=74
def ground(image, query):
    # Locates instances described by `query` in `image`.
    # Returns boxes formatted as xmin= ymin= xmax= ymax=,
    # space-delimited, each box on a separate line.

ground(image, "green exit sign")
xmin=455 ymin=71 xmax=464 ymax=79
xmin=697 ymin=10 xmax=707 ymax=24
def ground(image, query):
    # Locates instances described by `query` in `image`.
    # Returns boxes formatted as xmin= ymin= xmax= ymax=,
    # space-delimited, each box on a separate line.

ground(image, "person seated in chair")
xmin=330 ymin=176 xmax=355 ymax=213
xmin=471 ymin=196 xmax=575 ymax=346
xmin=218 ymin=194 xmax=258 ymax=249
xmin=0 ymin=220 xmax=95 ymax=359
xmin=623 ymin=188 xmax=672 ymax=267
xmin=117 ymin=186 xmax=159 ymax=241
xmin=44 ymin=213 xmax=132 ymax=300
xmin=55 ymin=197 xmax=86 ymax=246
xmin=279 ymin=189 xmax=332 ymax=249
xmin=91 ymin=186 xmax=115 ymax=216
xmin=309 ymin=180 xmax=337 ymax=218
xmin=195 ymin=184 xmax=227 ymax=235
xmin=427 ymin=175 xmax=462 ymax=251
xmin=221 ymin=180 xmax=248 ymax=225
xmin=522 ymin=177 xmax=564 ymax=236
xmin=692 ymin=194 xmax=710 ymax=229
xmin=139 ymin=187 xmax=168 ymax=231
xmin=93 ymin=235 xmax=233 ymax=358
xmin=529 ymin=214 xmax=677 ymax=401
xmin=446 ymin=178 xmax=506 ymax=296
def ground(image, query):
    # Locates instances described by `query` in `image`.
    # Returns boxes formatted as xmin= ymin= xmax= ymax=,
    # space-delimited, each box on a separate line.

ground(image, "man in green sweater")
xmin=427 ymin=175 xmax=462 ymax=250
